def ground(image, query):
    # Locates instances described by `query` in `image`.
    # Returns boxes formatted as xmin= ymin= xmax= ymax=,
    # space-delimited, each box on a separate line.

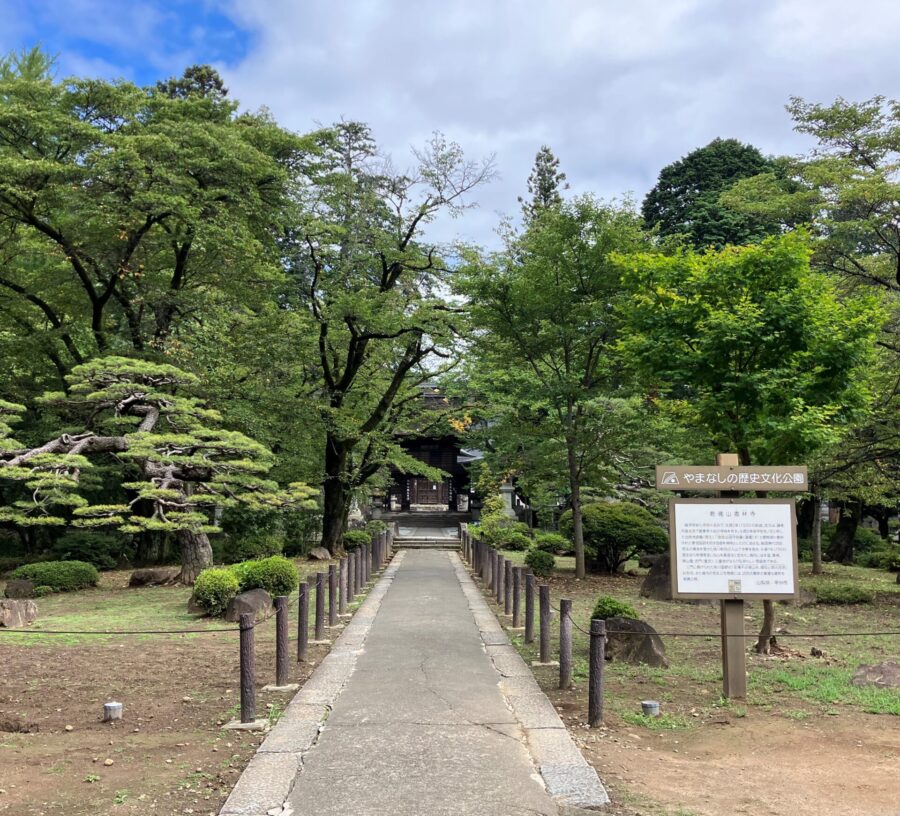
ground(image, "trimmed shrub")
xmin=235 ymin=555 xmax=299 ymax=596
xmin=217 ymin=532 xmax=284 ymax=565
xmin=192 ymin=568 xmax=240 ymax=616
xmin=282 ymin=509 xmax=322 ymax=558
xmin=500 ymin=531 xmax=532 ymax=551
xmin=592 ymin=595 xmax=639 ymax=621
xmin=342 ymin=530 xmax=371 ymax=551
xmin=561 ymin=501 xmax=668 ymax=573
xmin=856 ymin=539 xmax=900 ymax=571
xmin=814 ymin=582 xmax=875 ymax=605
xmin=366 ymin=520 xmax=389 ymax=535
xmin=533 ymin=531 xmax=572 ymax=556
xmin=525 ymin=547 xmax=555 ymax=578
xmin=10 ymin=560 xmax=99 ymax=593
xmin=474 ymin=516 xmax=531 ymax=550
xmin=33 ymin=585 xmax=54 ymax=597
xmin=50 ymin=531 xmax=129 ymax=570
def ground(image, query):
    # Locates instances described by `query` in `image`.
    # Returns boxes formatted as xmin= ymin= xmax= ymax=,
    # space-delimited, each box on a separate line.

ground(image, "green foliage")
xmin=533 ymin=531 xmax=572 ymax=555
xmin=366 ymin=520 xmax=388 ymax=535
xmin=856 ymin=540 xmax=900 ymax=571
xmin=812 ymin=582 xmax=875 ymax=605
xmin=217 ymin=533 xmax=283 ymax=564
xmin=519 ymin=144 xmax=568 ymax=221
xmin=618 ymin=233 xmax=883 ymax=464
xmin=592 ymin=595 xmax=639 ymax=620
xmin=32 ymin=585 xmax=54 ymax=597
xmin=561 ymin=501 xmax=667 ymax=574
xmin=191 ymin=568 xmax=240 ymax=616
xmin=524 ymin=547 xmax=555 ymax=577
xmin=10 ymin=560 xmax=99 ymax=592
xmin=232 ymin=555 xmax=299 ymax=597
xmin=49 ymin=531 xmax=129 ymax=571
xmin=473 ymin=512 xmax=532 ymax=551
xmin=342 ymin=530 xmax=371 ymax=551
xmin=642 ymin=137 xmax=781 ymax=248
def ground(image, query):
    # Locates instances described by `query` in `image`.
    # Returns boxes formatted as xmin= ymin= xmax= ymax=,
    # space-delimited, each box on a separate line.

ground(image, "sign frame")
xmin=656 ymin=465 xmax=808 ymax=492
xmin=668 ymin=497 xmax=799 ymax=601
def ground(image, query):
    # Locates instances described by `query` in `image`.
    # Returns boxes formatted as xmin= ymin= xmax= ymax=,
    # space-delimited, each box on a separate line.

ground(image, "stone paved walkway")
xmin=287 ymin=549 xmax=558 ymax=816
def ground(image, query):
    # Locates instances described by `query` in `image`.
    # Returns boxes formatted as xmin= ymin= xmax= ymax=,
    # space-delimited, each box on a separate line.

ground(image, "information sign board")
xmin=656 ymin=465 xmax=807 ymax=491
xmin=669 ymin=498 xmax=798 ymax=600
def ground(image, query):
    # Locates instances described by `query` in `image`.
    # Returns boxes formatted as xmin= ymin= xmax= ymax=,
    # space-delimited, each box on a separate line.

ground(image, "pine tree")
xmin=519 ymin=145 xmax=569 ymax=221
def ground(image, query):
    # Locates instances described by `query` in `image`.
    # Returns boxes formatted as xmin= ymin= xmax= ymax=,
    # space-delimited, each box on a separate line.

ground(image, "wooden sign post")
xmin=658 ymin=454 xmax=802 ymax=699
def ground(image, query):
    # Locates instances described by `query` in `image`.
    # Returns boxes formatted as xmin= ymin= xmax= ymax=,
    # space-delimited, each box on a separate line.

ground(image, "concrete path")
xmin=287 ymin=549 xmax=557 ymax=816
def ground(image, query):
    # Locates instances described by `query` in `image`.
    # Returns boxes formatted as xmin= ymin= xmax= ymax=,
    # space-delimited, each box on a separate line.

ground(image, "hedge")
xmin=10 ymin=560 xmax=100 ymax=593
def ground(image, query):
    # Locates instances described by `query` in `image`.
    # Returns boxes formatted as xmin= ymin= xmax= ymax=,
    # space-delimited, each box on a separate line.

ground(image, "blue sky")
xmin=5 ymin=1 xmax=900 ymax=244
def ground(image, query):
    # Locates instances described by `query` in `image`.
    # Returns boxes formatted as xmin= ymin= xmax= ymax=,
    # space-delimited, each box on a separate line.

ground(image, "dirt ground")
xmin=0 ymin=566 xmax=336 ymax=816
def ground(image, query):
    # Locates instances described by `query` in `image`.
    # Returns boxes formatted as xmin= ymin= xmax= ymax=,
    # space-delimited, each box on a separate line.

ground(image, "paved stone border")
xmin=451 ymin=552 xmax=610 ymax=811
xmin=219 ymin=552 xmax=407 ymax=816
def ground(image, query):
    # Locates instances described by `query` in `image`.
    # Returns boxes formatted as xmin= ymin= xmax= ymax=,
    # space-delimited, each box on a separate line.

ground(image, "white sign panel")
xmin=671 ymin=500 xmax=797 ymax=598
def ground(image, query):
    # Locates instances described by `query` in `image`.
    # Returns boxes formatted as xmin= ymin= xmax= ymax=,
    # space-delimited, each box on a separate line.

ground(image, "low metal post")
xmin=504 ymin=559 xmax=512 ymax=615
xmin=239 ymin=612 xmax=256 ymax=723
xmin=539 ymin=584 xmax=551 ymax=663
xmin=512 ymin=567 xmax=522 ymax=627
xmin=339 ymin=556 xmax=348 ymax=615
xmin=524 ymin=572 xmax=535 ymax=643
xmin=496 ymin=554 xmax=505 ymax=605
xmin=589 ymin=619 xmax=606 ymax=727
xmin=559 ymin=598 xmax=572 ymax=690
xmin=297 ymin=581 xmax=309 ymax=662
xmin=315 ymin=571 xmax=326 ymax=641
xmin=275 ymin=595 xmax=289 ymax=687
xmin=328 ymin=564 xmax=337 ymax=627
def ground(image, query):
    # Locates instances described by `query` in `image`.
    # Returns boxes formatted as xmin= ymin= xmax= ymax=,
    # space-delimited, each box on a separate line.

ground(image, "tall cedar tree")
xmin=519 ymin=145 xmax=569 ymax=221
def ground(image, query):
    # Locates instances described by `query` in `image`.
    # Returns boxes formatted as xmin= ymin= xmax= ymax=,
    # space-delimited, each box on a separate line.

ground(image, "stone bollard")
xmin=559 ymin=598 xmax=573 ymax=690
xmin=239 ymin=612 xmax=256 ymax=724
xmin=589 ymin=619 xmax=606 ymax=727
xmin=275 ymin=595 xmax=289 ymax=687
xmin=524 ymin=572 xmax=535 ymax=644
xmin=496 ymin=554 xmax=505 ymax=605
xmin=315 ymin=571 xmax=326 ymax=641
xmin=349 ymin=550 xmax=357 ymax=596
xmin=339 ymin=556 xmax=348 ymax=615
xmin=297 ymin=581 xmax=309 ymax=662
xmin=539 ymin=584 xmax=551 ymax=663
xmin=328 ymin=564 xmax=338 ymax=627
xmin=504 ymin=559 xmax=512 ymax=615
xmin=103 ymin=702 xmax=123 ymax=722
xmin=512 ymin=567 xmax=522 ymax=628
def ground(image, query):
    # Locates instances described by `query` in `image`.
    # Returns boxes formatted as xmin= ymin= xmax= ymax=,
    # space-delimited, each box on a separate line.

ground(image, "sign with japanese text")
xmin=669 ymin=498 xmax=798 ymax=600
xmin=656 ymin=465 xmax=807 ymax=492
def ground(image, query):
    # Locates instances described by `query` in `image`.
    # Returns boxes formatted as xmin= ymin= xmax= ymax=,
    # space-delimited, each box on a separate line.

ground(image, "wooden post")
xmin=559 ymin=598 xmax=572 ymax=690
xmin=328 ymin=564 xmax=337 ymax=627
xmin=717 ymin=451 xmax=747 ymax=699
xmin=504 ymin=559 xmax=512 ymax=615
xmin=297 ymin=581 xmax=309 ymax=662
xmin=339 ymin=556 xmax=348 ymax=615
xmin=589 ymin=619 xmax=605 ymax=727
xmin=524 ymin=572 xmax=535 ymax=643
xmin=275 ymin=595 xmax=289 ymax=687
xmin=315 ymin=571 xmax=326 ymax=641
xmin=239 ymin=612 xmax=256 ymax=723
xmin=496 ymin=554 xmax=505 ymax=605
xmin=512 ymin=567 xmax=522 ymax=628
xmin=539 ymin=584 xmax=551 ymax=663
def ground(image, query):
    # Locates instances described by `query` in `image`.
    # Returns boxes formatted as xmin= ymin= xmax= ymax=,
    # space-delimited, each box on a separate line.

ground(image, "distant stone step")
xmin=393 ymin=538 xmax=461 ymax=550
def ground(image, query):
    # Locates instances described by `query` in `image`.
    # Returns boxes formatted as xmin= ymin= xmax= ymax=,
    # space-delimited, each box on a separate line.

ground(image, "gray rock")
xmin=639 ymin=554 xmax=672 ymax=600
xmin=308 ymin=547 xmax=332 ymax=561
xmin=4 ymin=579 xmax=35 ymax=599
xmin=0 ymin=599 xmax=38 ymax=628
xmin=128 ymin=568 xmax=179 ymax=587
xmin=851 ymin=661 xmax=900 ymax=689
xmin=604 ymin=616 xmax=669 ymax=668
xmin=638 ymin=553 xmax=664 ymax=569
xmin=225 ymin=589 xmax=273 ymax=623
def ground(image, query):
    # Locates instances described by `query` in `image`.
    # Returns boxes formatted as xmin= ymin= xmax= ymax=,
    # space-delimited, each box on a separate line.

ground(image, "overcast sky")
xmin=4 ymin=0 xmax=900 ymax=244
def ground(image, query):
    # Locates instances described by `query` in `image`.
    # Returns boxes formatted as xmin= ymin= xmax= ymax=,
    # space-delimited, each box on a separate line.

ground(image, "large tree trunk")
xmin=565 ymin=436 xmax=586 ymax=579
xmin=811 ymin=493 xmax=823 ymax=575
xmin=177 ymin=529 xmax=213 ymax=584
xmin=828 ymin=501 xmax=861 ymax=564
xmin=796 ymin=498 xmax=815 ymax=539
xmin=321 ymin=436 xmax=351 ymax=555
xmin=754 ymin=599 xmax=776 ymax=654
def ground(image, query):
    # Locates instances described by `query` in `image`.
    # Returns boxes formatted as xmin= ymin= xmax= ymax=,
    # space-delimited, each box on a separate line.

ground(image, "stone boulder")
xmin=638 ymin=553 xmax=665 ymax=569
xmin=4 ymin=579 xmax=35 ymax=599
xmin=308 ymin=547 xmax=331 ymax=561
xmin=225 ymin=589 xmax=273 ymax=623
xmin=0 ymin=599 xmax=38 ymax=628
xmin=639 ymin=555 xmax=672 ymax=601
xmin=128 ymin=568 xmax=179 ymax=587
xmin=851 ymin=661 xmax=900 ymax=689
xmin=604 ymin=616 xmax=669 ymax=668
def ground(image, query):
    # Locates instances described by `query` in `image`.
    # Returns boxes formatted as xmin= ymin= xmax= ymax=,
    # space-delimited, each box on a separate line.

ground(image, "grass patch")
xmin=619 ymin=711 xmax=693 ymax=730
xmin=751 ymin=665 xmax=900 ymax=715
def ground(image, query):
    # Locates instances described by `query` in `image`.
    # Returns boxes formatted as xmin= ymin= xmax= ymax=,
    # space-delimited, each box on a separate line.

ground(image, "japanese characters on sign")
xmin=669 ymin=499 xmax=798 ymax=600
xmin=656 ymin=465 xmax=808 ymax=492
